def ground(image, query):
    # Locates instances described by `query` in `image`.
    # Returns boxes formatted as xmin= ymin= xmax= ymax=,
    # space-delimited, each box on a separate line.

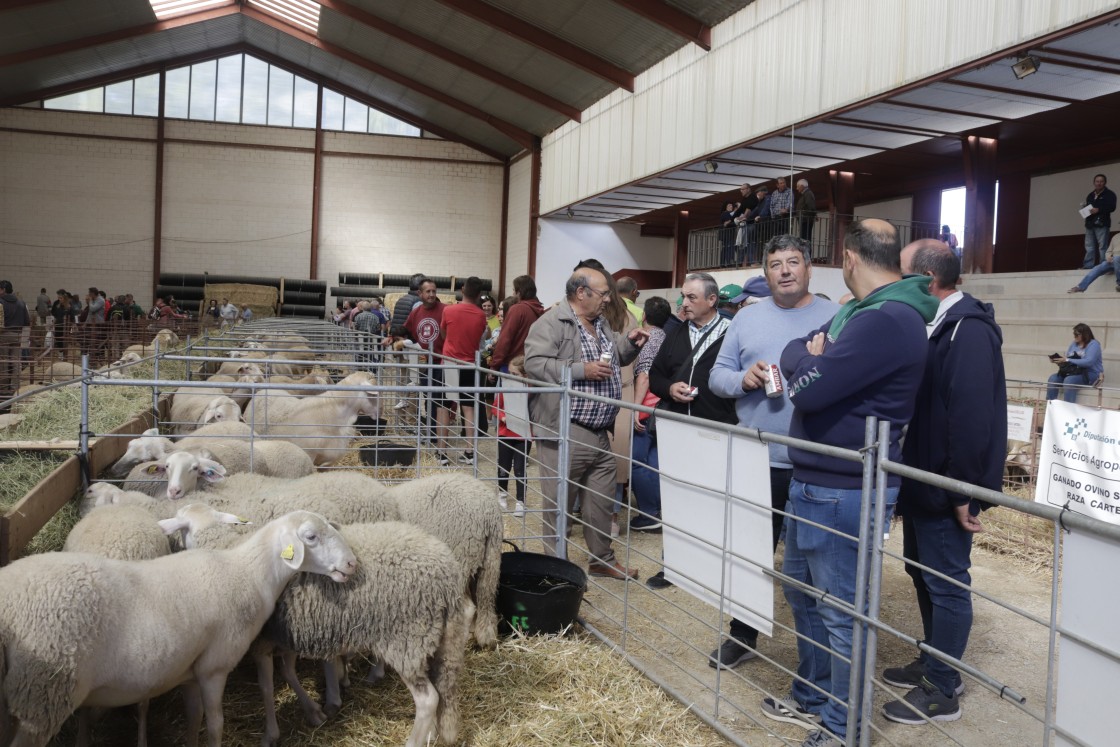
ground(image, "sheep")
xmin=245 ymin=386 xmax=378 ymax=466
xmin=122 ymin=451 xmax=227 ymax=500
xmin=174 ymin=437 xmax=316 ymax=479
xmin=110 ymin=428 xmax=175 ymax=477
xmin=169 ymin=392 xmax=244 ymax=435
xmin=190 ymin=471 xmax=399 ymax=526
xmin=156 ymin=502 xmax=253 ymax=550
xmin=189 ymin=420 xmax=257 ymax=439
xmin=152 ymin=328 xmax=179 ymax=348
xmin=122 ymin=343 xmax=154 ymax=359
xmin=388 ymin=473 xmax=504 ymax=649
xmin=64 ymin=504 xmax=172 ymax=561
xmin=212 ymin=360 xmax=265 ymax=379
xmin=0 ymin=511 xmax=357 ymax=747
xmin=79 ymin=483 xmax=178 ymax=520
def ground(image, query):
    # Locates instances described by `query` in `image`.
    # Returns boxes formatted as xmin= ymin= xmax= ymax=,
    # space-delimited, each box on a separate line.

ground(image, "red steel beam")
xmin=431 ymin=0 xmax=635 ymax=92
xmin=609 ymin=0 xmax=711 ymax=51
xmin=243 ymin=6 xmax=537 ymax=151
xmin=314 ymin=0 xmax=581 ymax=122
xmin=0 ymin=4 xmax=239 ymax=66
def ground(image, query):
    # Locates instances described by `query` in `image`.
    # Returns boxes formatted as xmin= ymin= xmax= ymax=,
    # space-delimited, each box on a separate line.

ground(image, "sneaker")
xmin=629 ymin=514 xmax=662 ymax=533
xmin=513 ymin=501 xmax=525 ymax=518
xmin=882 ymin=677 xmax=962 ymax=725
xmin=883 ymin=657 xmax=964 ymax=695
xmin=497 ymin=490 xmax=508 ymax=511
xmin=645 ymin=570 xmax=673 ymax=590
xmin=457 ymin=451 xmax=475 ymax=464
xmin=393 ymin=399 xmax=408 ymax=409
xmin=436 ymin=452 xmax=450 ymax=467
xmin=708 ymin=638 xmax=757 ymax=669
xmin=761 ymin=696 xmax=821 ymax=730
xmin=800 ymin=731 xmax=842 ymax=747
xmin=1068 ymin=286 xmax=1085 ymax=293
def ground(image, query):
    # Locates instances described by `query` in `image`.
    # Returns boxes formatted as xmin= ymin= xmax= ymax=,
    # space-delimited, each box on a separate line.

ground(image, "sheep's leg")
xmin=364 ymin=659 xmax=385 ymax=684
xmin=401 ymin=677 xmax=438 ymax=747
xmin=277 ymin=651 xmax=327 ymax=727
xmin=471 ymin=543 xmax=501 ymax=649
xmin=320 ymin=658 xmax=343 ymax=718
xmin=434 ymin=598 xmax=473 ymax=745
xmin=252 ymin=648 xmax=281 ymax=747
xmin=135 ymin=699 xmax=149 ymax=747
xmin=196 ymin=672 xmax=228 ymax=747
xmin=181 ymin=681 xmax=202 ymax=747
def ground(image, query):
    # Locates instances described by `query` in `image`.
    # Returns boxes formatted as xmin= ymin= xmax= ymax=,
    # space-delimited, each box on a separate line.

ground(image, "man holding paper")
xmin=1080 ymin=173 xmax=1115 ymax=268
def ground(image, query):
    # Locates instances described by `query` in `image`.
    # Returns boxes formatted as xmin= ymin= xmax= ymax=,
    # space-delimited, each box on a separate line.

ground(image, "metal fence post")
xmin=845 ymin=415 xmax=878 ymax=743
xmin=858 ymin=419 xmax=893 ymax=746
xmin=78 ymin=353 xmax=91 ymax=490
xmin=555 ymin=367 xmax=573 ymax=560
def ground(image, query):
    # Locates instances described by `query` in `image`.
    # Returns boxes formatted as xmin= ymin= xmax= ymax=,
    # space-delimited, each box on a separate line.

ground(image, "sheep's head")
xmin=113 ymin=429 xmax=173 ymax=476
xmin=273 ymin=511 xmax=357 ymax=582
xmin=157 ymin=503 xmax=252 ymax=549
xmin=151 ymin=451 xmax=227 ymax=500
xmin=82 ymin=482 xmax=125 ymax=513
xmin=200 ymin=396 xmax=243 ymax=425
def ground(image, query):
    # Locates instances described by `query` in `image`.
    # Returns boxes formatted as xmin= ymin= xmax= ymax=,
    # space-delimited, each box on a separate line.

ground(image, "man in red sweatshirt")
xmin=490 ymin=275 xmax=544 ymax=373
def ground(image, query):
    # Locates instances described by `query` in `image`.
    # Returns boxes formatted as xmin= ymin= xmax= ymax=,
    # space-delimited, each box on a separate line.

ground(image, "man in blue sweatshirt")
xmin=881 ymin=239 xmax=1006 ymax=726
xmin=708 ymin=236 xmax=838 ymax=688
xmin=778 ymin=219 xmax=939 ymax=747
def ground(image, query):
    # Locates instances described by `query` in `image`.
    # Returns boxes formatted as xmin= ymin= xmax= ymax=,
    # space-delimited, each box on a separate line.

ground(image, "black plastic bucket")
xmin=496 ymin=543 xmax=587 ymax=636
xmin=358 ymin=443 xmax=416 ymax=467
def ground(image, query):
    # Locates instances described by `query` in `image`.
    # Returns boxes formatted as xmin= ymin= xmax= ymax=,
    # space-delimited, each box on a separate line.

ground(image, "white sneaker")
xmin=513 ymin=501 xmax=525 ymax=518
xmin=498 ymin=490 xmax=509 ymax=511
xmin=393 ymin=399 xmax=408 ymax=410
xmin=610 ymin=517 xmax=620 ymax=538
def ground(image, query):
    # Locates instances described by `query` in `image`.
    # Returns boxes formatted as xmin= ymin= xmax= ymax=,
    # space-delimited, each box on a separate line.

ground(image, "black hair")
xmin=643 ymin=296 xmax=671 ymax=328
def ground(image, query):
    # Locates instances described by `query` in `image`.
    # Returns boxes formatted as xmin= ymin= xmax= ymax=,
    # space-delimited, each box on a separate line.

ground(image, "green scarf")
xmin=827 ymin=275 xmax=938 ymax=341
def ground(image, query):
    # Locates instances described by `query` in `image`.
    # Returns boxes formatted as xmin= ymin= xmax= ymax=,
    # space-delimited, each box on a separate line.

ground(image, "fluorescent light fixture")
xmin=149 ymin=0 xmax=230 ymax=20
xmin=247 ymin=0 xmax=321 ymax=33
xmin=704 ymin=159 xmax=718 ymax=174
xmin=1012 ymin=55 xmax=1040 ymax=80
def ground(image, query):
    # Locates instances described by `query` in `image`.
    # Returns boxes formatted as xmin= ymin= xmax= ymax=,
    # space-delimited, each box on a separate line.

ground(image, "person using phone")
xmin=1047 ymin=323 xmax=1103 ymax=402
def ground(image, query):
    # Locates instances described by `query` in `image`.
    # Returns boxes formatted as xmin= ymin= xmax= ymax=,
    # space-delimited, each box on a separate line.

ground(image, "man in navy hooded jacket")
xmin=880 ymin=239 xmax=1006 ymax=726
xmin=774 ymin=219 xmax=938 ymax=747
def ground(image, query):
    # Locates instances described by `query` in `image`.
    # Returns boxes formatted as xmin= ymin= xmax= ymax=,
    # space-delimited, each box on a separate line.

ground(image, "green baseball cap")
xmin=719 ymin=284 xmax=743 ymax=302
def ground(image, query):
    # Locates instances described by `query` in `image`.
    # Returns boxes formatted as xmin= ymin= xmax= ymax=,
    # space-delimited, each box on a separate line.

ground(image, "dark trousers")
xmin=902 ymin=511 xmax=973 ymax=697
xmin=497 ymin=437 xmax=530 ymax=500
xmin=729 ymin=466 xmax=793 ymax=645
xmin=0 ymin=329 xmax=21 ymax=405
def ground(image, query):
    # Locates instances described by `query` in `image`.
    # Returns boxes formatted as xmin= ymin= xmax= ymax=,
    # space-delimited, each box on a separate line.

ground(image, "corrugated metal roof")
xmin=0 ymin=0 xmax=155 ymax=57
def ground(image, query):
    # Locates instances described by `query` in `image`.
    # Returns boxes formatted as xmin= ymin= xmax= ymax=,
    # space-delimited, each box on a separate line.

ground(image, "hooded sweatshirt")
xmin=899 ymin=293 xmax=1006 ymax=515
xmin=491 ymin=298 xmax=545 ymax=369
xmin=780 ymin=275 xmax=939 ymax=489
xmin=0 ymin=293 xmax=31 ymax=330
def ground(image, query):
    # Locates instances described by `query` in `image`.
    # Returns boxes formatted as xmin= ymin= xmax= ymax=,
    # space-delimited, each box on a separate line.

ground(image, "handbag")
xmin=1058 ymin=360 xmax=1081 ymax=378
xmin=646 ymin=324 xmax=723 ymax=442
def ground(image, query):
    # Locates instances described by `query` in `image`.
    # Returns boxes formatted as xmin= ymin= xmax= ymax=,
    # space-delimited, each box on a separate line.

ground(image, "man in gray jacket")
xmin=525 ymin=267 xmax=648 ymax=580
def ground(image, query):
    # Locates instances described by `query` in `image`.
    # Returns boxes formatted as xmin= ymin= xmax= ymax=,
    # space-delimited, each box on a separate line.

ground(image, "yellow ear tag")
xmin=281 ymin=544 xmax=295 ymax=560
xmin=237 ymin=516 xmax=249 ymax=523
xmin=146 ymin=465 xmax=159 ymax=474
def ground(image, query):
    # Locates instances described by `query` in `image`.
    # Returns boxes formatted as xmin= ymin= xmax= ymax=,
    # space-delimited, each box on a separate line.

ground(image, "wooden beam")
xmin=243 ymin=6 xmax=537 ymax=151
xmin=431 ymin=0 xmax=635 ymax=92
xmin=314 ymin=0 xmax=581 ymax=122
xmin=609 ymin=0 xmax=711 ymax=51
xmin=0 ymin=0 xmax=64 ymax=11
xmin=1 ymin=455 xmax=80 ymax=565
xmin=243 ymin=45 xmax=511 ymax=162
xmin=0 ymin=4 xmax=239 ymax=66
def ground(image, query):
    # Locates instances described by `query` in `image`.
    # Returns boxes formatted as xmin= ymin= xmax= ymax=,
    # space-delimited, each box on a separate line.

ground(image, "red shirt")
xmin=441 ymin=302 xmax=488 ymax=363
xmin=405 ymin=301 xmax=445 ymax=354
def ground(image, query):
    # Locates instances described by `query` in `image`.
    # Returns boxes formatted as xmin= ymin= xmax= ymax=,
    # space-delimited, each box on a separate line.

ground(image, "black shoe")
xmin=882 ymin=677 xmax=962 ymax=724
xmin=645 ymin=570 xmax=673 ymax=590
xmin=435 ymin=452 xmax=450 ymax=467
xmin=708 ymin=637 xmax=757 ymax=669
xmin=629 ymin=514 xmax=662 ymax=533
xmin=457 ymin=451 xmax=475 ymax=464
xmin=883 ymin=657 xmax=964 ymax=695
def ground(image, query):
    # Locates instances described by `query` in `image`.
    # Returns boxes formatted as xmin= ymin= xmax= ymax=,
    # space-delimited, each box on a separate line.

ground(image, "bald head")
xmin=565 ymin=267 xmax=606 ymax=300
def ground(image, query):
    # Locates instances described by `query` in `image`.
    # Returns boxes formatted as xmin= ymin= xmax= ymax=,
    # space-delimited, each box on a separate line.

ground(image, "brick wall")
xmin=0 ymin=108 xmax=507 ymax=308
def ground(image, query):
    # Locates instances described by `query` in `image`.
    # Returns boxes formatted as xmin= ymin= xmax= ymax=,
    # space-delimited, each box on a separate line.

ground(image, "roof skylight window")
xmin=246 ymin=0 xmax=320 ymax=33
xmin=148 ymin=0 xmax=231 ymax=21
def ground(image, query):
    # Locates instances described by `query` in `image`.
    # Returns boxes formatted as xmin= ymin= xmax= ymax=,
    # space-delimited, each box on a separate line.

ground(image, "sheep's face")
xmin=276 ymin=511 xmax=358 ymax=582
xmin=157 ymin=503 xmax=252 ymax=549
xmin=84 ymin=482 xmax=123 ymax=506
xmin=160 ymin=452 xmax=227 ymax=500
xmin=201 ymin=397 xmax=243 ymax=425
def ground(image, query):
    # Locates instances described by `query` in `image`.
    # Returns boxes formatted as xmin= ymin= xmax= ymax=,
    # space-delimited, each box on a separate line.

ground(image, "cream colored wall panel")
xmin=1028 ymin=161 xmax=1120 ymax=239
xmin=0 ymin=107 xmax=156 ymax=140
xmin=504 ymin=157 xmax=532 ymax=285
xmin=854 ymin=196 xmax=914 ymax=225
xmin=540 ymin=0 xmax=1114 ymax=214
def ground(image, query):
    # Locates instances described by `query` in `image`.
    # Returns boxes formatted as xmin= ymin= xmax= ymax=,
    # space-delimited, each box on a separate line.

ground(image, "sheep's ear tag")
xmin=146 ymin=464 xmax=159 ymax=474
xmin=281 ymin=544 xmax=295 ymax=561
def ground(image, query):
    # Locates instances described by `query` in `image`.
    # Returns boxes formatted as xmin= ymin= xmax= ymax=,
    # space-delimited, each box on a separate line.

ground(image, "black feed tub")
xmin=496 ymin=543 xmax=587 ymax=636
xmin=354 ymin=416 xmax=387 ymax=437
xmin=358 ymin=442 xmax=416 ymax=467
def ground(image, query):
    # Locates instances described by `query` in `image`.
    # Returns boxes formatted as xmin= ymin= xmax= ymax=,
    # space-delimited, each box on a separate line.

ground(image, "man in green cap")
xmin=717 ymin=284 xmax=742 ymax=319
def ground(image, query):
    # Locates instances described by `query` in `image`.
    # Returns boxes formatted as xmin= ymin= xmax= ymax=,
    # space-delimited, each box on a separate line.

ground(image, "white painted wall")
xmin=541 ymin=0 xmax=1116 ymax=213
xmin=536 ymin=218 xmax=674 ymax=305
xmin=854 ymin=197 xmax=914 ymax=225
xmin=504 ymin=156 xmax=532 ymax=292
xmin=1028 ymin=160 xmax=1120 ymax=239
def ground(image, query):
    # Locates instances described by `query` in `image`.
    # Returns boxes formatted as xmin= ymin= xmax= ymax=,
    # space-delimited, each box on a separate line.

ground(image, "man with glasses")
xmin=525 ymin=267 xmax=648 ymax=580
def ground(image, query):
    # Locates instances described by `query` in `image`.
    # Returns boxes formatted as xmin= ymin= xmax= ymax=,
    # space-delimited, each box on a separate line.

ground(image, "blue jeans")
xmin=1084 ymin=225 xmax=1109 ymax=268
xmin=1075 ymin=256 xmax=1120 ymax=290
xmin=1047 ymin=372 xmax=1089 ymax=402
xmin=902 ymin=512 xmax=973 ymax=698
xmin=782 ymin=479 xmax=897 ymax=739
xmin=630 ymin=427 xmax=660 ymax=517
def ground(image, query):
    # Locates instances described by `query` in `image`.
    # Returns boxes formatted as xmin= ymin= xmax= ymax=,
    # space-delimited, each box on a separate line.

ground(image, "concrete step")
xmin=963 ymin=270 xmax=1111 ymax=297
xmin=995 ymin=318 xmax=1120 ymax=349
xmin=987 ymin=293 xmax=1119 ymax=318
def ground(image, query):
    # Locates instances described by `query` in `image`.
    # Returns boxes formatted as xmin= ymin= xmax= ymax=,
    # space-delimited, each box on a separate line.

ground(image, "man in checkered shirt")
xmin=525 ymin=267 xmax=649 ymax=580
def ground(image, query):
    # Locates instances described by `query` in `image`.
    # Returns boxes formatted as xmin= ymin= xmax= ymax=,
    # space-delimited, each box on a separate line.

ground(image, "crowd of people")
xmin=718 ymin=178 xmax=817 ymax=268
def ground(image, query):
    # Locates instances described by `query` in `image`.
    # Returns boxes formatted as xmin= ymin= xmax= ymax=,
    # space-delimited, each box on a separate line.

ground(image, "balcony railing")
xmin=687 ymin=213 xmax=946 ymax=270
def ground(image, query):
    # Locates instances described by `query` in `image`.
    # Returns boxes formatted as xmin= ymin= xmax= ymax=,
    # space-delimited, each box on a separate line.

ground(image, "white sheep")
xmin=122 ymin=451 xmax=227 ymax=500
xmin=63 ymin=504 xmax=172 ymax=561
xmin=110 ymin=428 xmax=175 ymax=477
xmin=174 ymin=437 xmax=316 ymax=479
xmin=190 ymin=420 xmax=257 ymax=439
xmin=169 ymin=392 xmax=244 ymax=435
xmin=190 ymin=471 xmax=399 ymax=526
xmin=156 ymin=502 xmax=253 ymax=550
xmin=388 ymin=473 xmax=504 ymax=649
xmin=79 ymin=483 xmax=178 ymax=520
xmin=246 ymin=388 xmax=377 ymax=466
xmin=0 ymin=510 xmax=357 ymax=747
xmin=152 ymin=328 xmax=179 ymax=347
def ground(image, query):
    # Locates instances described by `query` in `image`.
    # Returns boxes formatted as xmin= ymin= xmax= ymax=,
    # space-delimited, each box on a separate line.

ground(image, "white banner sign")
xmin=656 ymin=417 xmax=774 ymax=636
xmin=1034 ymin=400 xmax=1120 ymax=525
xmin=1006 ymin=403 xmax=1034 ymax=443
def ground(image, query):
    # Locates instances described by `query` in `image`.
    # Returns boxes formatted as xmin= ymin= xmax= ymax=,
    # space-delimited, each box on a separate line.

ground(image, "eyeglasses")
xmin=584 ymin=286 xmax=611 ymax=300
